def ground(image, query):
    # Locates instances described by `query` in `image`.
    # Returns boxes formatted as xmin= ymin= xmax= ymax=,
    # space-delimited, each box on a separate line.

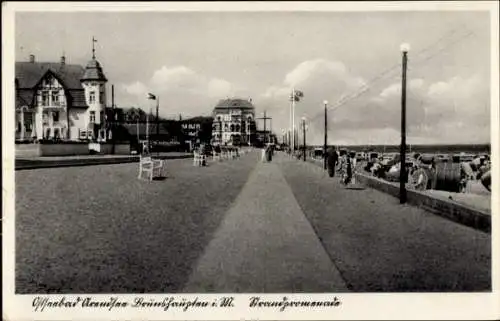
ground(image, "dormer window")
xmin=41 ymin=91 xmax=49 ymax=106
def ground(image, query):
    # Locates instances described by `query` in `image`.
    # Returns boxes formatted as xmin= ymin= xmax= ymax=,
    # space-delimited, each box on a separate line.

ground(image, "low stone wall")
xmin=15 ymin=144 xmax=41 ymax=157
xmin=39 ymin=143 xmax=90 ymax=156
xmin=88 ymin=143 xmax=131 ymax=155
xmin=354 ymin=172 xmax=491 ymax=233
xmin=17 ymin=142 xmax=131 ymax=157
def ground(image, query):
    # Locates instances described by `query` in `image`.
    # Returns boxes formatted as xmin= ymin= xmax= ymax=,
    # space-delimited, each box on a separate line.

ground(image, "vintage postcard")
xmin=2 ymin=1 xmax=499 ymax=320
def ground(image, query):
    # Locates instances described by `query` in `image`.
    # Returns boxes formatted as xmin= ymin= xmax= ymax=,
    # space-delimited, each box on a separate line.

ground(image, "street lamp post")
xmin=400 ymin=43 xmax=410 ymax=204
xmin=302 ymin=116 xmax=307 ymax=162
xmin=323 ymin=100 xmax=328 ymax=170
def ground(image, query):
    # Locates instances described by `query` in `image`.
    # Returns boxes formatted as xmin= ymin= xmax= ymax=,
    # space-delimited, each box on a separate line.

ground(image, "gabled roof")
xmin=16 ymin=62 xmax=86 ymax=89
xmin=214 ymin=98 xmax=255 ymax=110
xmin=15 ymin=61 xmax=94 ymax=109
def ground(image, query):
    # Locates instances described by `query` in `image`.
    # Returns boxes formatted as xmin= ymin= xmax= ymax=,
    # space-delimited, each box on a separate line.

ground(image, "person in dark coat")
xmin=326 ymin=147 xmax=338 ymax=177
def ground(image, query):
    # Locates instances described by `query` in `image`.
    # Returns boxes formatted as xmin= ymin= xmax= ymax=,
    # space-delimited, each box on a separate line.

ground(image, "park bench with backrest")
xmin=138 ymin=154 xmax=166 ymax=181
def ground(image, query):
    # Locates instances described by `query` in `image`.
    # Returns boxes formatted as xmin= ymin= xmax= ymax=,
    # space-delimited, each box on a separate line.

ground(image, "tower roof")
xmin=214 ymin=98 xmax=255 ymax=110
xmin=81 ymin=58 xmax=107 ymax=82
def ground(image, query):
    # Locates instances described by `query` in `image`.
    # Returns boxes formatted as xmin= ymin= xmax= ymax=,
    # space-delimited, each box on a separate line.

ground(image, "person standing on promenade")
xmin=326 ymin=146 xmax=338 ymax=177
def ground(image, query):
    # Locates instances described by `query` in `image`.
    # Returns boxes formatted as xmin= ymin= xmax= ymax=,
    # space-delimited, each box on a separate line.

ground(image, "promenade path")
xmin=15 ymin=151 xmax=490 ymax=293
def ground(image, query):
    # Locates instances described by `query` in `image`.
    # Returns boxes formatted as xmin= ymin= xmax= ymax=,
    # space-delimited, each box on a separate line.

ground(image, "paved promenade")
xmin=15 ymin=151 xmax=491 ymax=293
xmin=183 ymin=157 xmax=348 ymax=292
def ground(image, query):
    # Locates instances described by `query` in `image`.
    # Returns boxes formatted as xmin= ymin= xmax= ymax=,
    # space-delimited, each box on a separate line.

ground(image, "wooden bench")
xmin=138 ymin=155 xmax=165 ymax=181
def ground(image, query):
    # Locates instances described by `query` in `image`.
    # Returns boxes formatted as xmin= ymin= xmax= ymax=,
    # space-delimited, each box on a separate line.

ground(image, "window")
xmin=51 ymin=92 xmax=59 ymax=104
xmin=89 ymin=91 xmax=96 ymax=104
xmin=89 ymin=111 xmax=96 ymax=123
xmin=53 ymin=111 xmax=59 ymax=122
xmin=41 ymin=91 xmax=49 ymax=106
xmin=99 ymin=92 xmax=105 ymax=104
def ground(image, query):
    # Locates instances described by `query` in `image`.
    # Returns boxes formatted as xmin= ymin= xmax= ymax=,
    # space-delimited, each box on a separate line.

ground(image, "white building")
xmin=15 ymin=50 xmax=108 ymax=142
xmin=211 ymin=98 xmax=256 ymax=146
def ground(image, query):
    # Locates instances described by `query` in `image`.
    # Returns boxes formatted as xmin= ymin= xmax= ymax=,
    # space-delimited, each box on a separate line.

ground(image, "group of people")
xmin=326 ymin=148 xmax=357 ymax=186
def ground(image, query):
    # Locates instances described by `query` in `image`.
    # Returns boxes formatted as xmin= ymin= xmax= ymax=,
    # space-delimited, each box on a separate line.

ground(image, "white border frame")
xmin=3 ymin=2 xmax=499 ymax=320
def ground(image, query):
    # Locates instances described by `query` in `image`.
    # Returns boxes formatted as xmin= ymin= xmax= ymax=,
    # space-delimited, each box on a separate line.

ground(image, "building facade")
xmin=15 ymin=52 xmax=108 ymax=142
xmin=211 ymin=98 xmax=256 ymax=146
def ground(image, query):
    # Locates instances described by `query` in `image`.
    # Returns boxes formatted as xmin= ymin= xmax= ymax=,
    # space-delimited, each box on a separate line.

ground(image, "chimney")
xmin=61 ymin=55 xmax=66 ymax=65
xmin=29 ymin=54 xmax=35 ymax=63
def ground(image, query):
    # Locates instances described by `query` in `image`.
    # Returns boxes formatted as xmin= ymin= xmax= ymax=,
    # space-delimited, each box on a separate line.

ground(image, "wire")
xmin=327 ymin=25 xmax=470 ymax=112
xmin=305 ymin=26 xmax=476 ymax=124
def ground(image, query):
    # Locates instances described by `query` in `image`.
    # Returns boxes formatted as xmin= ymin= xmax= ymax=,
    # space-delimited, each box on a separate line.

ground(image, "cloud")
xmin=121 ymin=65 xmax=235 ymax=118
xmin=259 ymin=59 xmax=490 ymax=145
xmin=257 ymin=58 xmax=368 ymax=136
xmin=123 ymin=81 xmax=148 ymax=97
xmin=121 ymin=58 xmax=489 ymax=145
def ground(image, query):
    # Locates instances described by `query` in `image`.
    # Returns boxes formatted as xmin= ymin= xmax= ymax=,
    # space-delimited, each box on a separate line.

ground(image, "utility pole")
xmin=257 ymin=111 xmax=272 ymax=146
xmin=111 ymin=84 xmax=116 ymax=155
xmin=400 ymin=43 xmax=410 ymax=204
xmin=323 ymin=100 xmax=328 ymax=170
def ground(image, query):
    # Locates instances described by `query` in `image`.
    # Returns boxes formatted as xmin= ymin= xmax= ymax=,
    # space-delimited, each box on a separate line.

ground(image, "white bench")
xmin=138 ymin=155 xmax=165 ymax=181
xmin=193 ymin=151 xmax=206 ymax=166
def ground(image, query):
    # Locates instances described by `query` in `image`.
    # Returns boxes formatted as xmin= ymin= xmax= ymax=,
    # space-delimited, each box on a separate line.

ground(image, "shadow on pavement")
xmin=344 ymin=186 xmax=366 ymax=190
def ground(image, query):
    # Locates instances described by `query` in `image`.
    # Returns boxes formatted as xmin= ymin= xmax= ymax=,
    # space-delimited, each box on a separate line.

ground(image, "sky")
xmin=15 ymin=10 xmax=492 ymax=145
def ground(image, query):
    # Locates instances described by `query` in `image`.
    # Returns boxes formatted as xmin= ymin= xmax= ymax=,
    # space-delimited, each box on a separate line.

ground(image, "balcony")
xmin=41 ymin=100 xmax=67 ymax=110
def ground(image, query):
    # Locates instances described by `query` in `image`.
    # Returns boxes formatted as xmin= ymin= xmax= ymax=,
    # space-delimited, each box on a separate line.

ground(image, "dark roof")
xmin=123 ymin=123 xmax=170 ymax=137
xmin=214 ymin=98 xmax=255 ymax=110
xmin=15 ymin=61 xmax=98 ymax=109
xmin=182 ymin=116 xmax=213 ymax=123
xmin=16 ymin=89 xmax=35 ymax=108
xmin=70 ymin=90 xmax=88 ymax=108
xmin=16 ymin=62 xmax=86 ymax=89
xmin=81 ymin=59 xmax=107 ymax=82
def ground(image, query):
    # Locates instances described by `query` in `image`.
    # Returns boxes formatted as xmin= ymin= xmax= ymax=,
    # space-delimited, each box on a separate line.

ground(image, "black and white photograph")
xmin=2 ymin=1 xmax=499 ymax=320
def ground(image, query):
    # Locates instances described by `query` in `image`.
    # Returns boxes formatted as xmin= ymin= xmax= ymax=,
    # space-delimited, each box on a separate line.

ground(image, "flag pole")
xmin=292 ymin=88 xmax=295 ymax=154
xmin=146 ymin=108 xmax=150 ymax=150
xmin=156 ymin=96 xmax=160 ymax=157
xmin=289 ymin=89 xmax=293 ymax=155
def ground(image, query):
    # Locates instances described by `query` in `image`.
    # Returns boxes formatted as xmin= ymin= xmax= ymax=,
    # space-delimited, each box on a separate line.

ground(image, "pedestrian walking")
xmin=326 ymin=146 xmax=338 ymax=177
xmin=266 ymin=144 xmax=273 ymax=162
xmin=349 ymin=151 xmax=357 ymax=184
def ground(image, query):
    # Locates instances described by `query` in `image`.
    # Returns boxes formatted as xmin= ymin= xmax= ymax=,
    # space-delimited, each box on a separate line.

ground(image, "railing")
xmin=41 ymin=101 xmax=66 ymax=109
